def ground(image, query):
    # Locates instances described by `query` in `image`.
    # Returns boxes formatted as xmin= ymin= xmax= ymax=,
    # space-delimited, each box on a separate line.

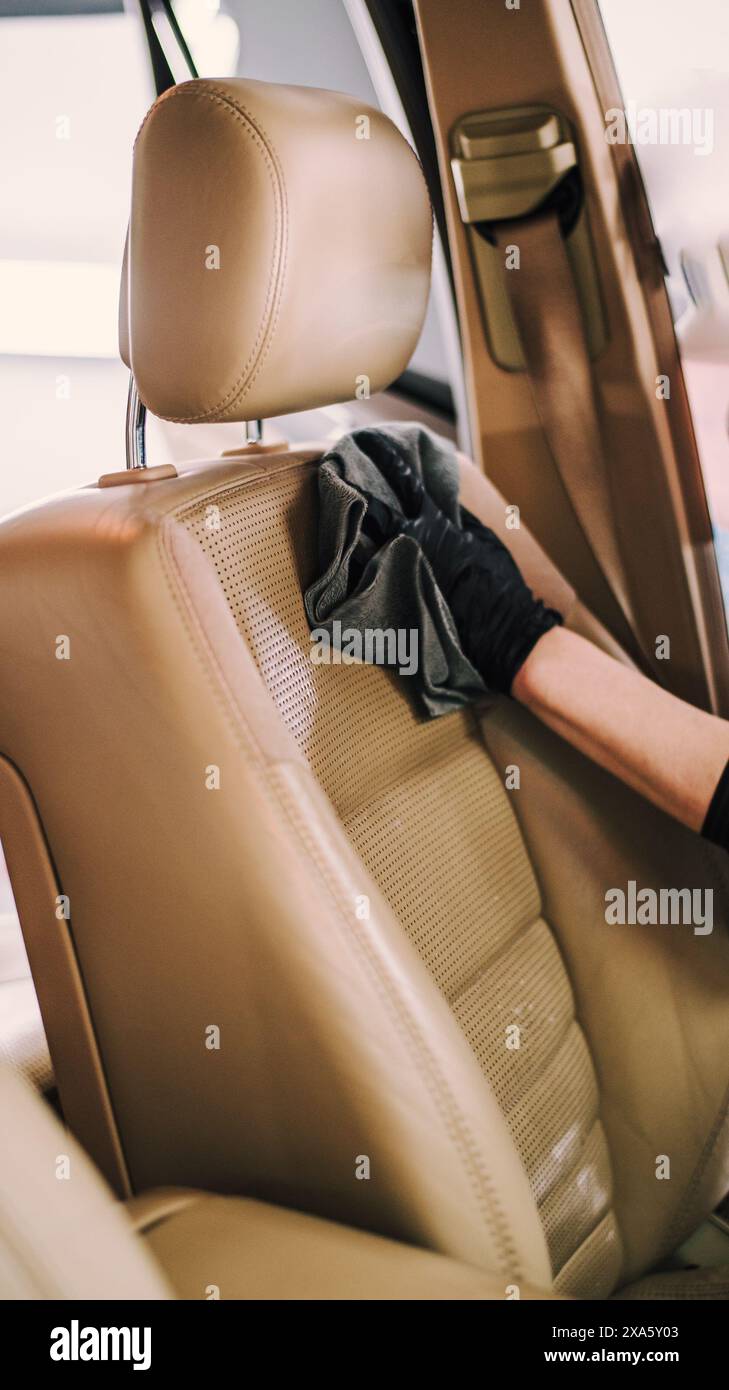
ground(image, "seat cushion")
xmin=132 ymin=1190 xmax=562 ymax=1301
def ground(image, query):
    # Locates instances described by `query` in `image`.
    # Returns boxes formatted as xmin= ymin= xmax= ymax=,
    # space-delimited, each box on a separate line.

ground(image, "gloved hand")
xmin=354 ymin=429 xmax=563 ymax=695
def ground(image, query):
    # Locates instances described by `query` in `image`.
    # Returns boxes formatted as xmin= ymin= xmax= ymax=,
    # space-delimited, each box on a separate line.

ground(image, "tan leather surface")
xmin=125 ymin=79 xmax=432 ymax=423
xmin=0 ymin=1067 xmax=168 ymax=1300
xmin=0 ymin=449 xmax=551 ymax=1291
xmin=141 ymin=1192 xmax=562 ymax=1301
xmin=179 ymin=450 xmax=620 ymax=1296
xmin=461 ymin=457 xmax=729 ymax=1287
xmin=478 ymin=699 xmax=729 ymax=1284
xmin=126 ymin=1188 xmax=200 ymax=1231
xmin=2 ymin=446 xmax=728 ymax=1298
xmin=6 ymin=59 xmax=726 ymax=1305
xmin=0 ymin=754 xmax=129 ymax=1194
xmin=1 ymin=1065 xmax=560 ymax=1301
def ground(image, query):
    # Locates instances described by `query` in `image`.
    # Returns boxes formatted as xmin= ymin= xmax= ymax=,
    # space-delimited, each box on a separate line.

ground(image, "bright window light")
xmin=0 ymin=259 xmax=119 ymax=358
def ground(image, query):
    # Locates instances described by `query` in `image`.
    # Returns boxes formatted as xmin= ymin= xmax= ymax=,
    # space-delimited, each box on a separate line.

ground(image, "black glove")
xmin=702 ymin=760 xmax=729 ymax=853
xmin=353 ymin=430 xmax=563 ymax=695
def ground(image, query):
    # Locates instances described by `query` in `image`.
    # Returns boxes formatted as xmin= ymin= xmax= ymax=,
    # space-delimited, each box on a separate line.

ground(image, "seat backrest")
xmin=179 ymin=449 xmax=621 ymax=1296
xmin=2 ymin=78 xmax=729 ymax=1301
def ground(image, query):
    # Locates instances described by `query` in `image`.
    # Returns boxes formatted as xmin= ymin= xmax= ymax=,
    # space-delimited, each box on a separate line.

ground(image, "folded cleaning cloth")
xmin=304 ymin=423 xmax=488 ymax=718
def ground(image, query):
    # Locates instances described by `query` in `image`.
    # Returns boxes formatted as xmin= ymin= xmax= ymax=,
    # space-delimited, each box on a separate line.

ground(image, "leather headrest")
xmin=121 ymin=78 xmax=433 ymax=423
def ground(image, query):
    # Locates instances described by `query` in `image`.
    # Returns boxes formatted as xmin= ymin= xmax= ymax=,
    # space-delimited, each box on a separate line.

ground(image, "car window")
xmin=598 ymin=0 xmax=729 ymax=615
xmin=0 ymin=2 xmax=154 ymax=516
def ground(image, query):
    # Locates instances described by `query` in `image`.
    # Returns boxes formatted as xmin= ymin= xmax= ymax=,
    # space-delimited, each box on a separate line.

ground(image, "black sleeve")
xmin=701 ymin=759 xmax=729 ymax=851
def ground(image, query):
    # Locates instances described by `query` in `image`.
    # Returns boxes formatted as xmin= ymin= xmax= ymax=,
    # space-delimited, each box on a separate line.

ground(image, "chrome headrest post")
xmin=245 ymin=419 xmax=263 ymax=445
xmin=125 ymin=376 xmax=147 ymax=470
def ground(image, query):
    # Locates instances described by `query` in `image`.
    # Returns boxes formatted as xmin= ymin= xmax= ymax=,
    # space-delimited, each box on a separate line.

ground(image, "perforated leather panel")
xmin=179 ymin=461 xmax=623 ymax=1297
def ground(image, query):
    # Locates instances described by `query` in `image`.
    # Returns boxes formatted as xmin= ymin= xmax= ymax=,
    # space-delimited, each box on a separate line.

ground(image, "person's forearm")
xmin=511 ymin=626 xmax=729 ymax=832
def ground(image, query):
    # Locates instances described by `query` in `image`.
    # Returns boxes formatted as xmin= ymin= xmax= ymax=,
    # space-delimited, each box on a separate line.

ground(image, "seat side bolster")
xmin=479 ymin=697 xmax=729 ymax=1283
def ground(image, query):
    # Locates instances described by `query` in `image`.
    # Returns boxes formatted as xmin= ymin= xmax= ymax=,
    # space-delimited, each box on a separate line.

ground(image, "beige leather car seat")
xmin=1 ymin=78 xmax=729 ymax=1301
xmin=0 ymin=1065 xmax=557 ymax=1301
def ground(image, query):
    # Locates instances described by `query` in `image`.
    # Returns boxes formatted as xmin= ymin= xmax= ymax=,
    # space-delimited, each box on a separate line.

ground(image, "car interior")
xmin=2 ymin=0 xmax=729 ymax=1306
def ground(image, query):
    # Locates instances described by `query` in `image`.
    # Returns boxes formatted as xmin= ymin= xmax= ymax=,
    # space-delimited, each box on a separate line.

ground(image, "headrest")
xmin=121 ymin=78 xmax=433 ymax=423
